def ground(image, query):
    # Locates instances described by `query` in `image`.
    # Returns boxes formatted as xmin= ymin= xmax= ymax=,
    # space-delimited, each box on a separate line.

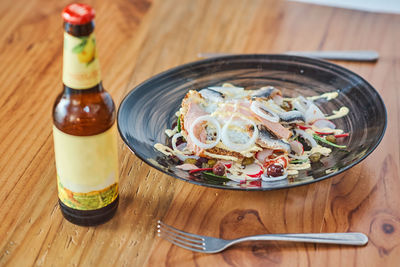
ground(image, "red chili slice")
xmin=296 ymin=124 xmax=310 ymax=130
xmin=189 ymin=168 xmax=213 ymax=174
xmin=334 ymin=133 xmax=349 ymax=138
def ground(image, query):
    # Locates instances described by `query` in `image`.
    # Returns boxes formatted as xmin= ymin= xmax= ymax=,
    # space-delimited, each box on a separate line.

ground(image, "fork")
xmin=157 ymin=221 xmax=368 ymax=253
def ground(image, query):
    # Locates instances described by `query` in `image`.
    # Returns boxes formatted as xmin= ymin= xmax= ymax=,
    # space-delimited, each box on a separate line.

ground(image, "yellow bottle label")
xmin=63 ymin=32 xmax=101 ymax=89
xmin=53 ymin=124 xmax=119 ymax=210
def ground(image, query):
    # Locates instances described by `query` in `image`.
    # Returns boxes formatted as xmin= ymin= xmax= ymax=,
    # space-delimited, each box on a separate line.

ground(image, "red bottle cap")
xmin=62 ymin=3 xmax=95 ymax=25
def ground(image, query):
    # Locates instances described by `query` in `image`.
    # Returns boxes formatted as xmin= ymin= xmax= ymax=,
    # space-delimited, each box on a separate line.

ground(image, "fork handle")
xmin=232 ymin=232 xmax=368 ymax=246
xmin=285 ymin=50 xmax=379 ymax=61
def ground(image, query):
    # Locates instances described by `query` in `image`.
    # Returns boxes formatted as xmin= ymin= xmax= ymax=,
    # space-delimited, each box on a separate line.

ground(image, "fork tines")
xmin=157 ymin=220 xmax=206 ymax=252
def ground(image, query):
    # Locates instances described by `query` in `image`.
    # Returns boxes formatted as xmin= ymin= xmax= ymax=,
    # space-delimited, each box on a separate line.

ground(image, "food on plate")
xmin=154 ymin=83 xmax=349 ymax=184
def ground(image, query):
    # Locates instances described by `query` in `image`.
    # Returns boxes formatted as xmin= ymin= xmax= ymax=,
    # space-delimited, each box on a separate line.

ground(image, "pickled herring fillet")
xmin=239 ymin=100 xmax=291 ymax=140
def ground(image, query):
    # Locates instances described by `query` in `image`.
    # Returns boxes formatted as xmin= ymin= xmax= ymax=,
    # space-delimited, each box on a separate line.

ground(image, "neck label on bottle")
xmin=63 ymin=32 xmax=101 ymax=89
xmin=53 ymin=124 xmax=119 ymax=210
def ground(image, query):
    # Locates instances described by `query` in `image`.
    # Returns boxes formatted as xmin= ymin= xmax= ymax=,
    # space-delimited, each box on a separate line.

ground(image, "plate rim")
xmin=117 ymin=54 xmax=387 ymax=191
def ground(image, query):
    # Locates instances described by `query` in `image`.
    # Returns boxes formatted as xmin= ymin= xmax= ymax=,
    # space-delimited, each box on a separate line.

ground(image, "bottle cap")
xmin=62 ymin=3 xmax=95 ymax=25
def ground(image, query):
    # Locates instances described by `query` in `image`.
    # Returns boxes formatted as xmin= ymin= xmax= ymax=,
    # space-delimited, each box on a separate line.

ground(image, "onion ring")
xmin=172 ymin=132 xmax=199 ymax=161
xmin=294 ymin=129 xmax=317 ymax=148
xmin=250 ymin=101 xmax=280 ymax=122
xmin=188 ymin=115 xmax=221 ymax=149
xmin=221 ymin=116 xmax=259 ymax=152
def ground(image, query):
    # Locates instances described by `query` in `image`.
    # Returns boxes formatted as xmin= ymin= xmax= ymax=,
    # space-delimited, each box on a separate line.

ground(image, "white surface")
xmin=289 ymin=0 xmax=400 ymax=14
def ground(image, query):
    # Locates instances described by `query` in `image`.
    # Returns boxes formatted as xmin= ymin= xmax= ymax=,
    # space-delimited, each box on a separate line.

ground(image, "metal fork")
xmin=157 ymin=221 xmax=368 ymax=253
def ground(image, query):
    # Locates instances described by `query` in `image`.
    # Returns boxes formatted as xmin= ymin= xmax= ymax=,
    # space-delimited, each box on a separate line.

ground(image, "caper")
xmin=208 ymin=159 xmax=217 ymax=167
xmin=281 ymin=101 xmax=292 ymax=111
xmin=326 ymin=135 xmax=336 ymax=143
xmin=242 ymin=157 xmax=255 ymax=166
xmin=309 ymin=152 xmax=321 ymax=163
xmin=184 ymin=158 xmax=197 ymax=164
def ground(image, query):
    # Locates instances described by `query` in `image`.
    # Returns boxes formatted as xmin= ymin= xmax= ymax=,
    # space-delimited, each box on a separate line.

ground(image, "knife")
xmin=198 ymin=50 xmax=379 ymax=62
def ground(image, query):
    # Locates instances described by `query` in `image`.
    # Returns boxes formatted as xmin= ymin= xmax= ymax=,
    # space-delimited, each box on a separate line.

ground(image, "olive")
xmin=195 ymin=157 xmax=208 ymax=167
xmin=198 ymin=157 xmax=209 ymax=163
xmin=309 ymin=152 xmax=321 ymax=163
xmin=242 ymin=157 xmax=255 ymax=166
xmin=208 ymin=159 xmax=217 ymax=167
xmin=184 ymin=158 xmax=197 ymax=164
xmin=266 ymin=164 xmax=284 ymax=177
xmin=326 ymin=135 xmax=336 ymax=143
xmin=297 ymin=136 xmax=312 ymax=151
xmin=212 ymin=162 xmax=226 ymax=176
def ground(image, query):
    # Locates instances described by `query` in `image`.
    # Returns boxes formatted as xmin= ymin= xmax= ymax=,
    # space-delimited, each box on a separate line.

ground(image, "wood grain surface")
xmin=0 ymin=0 xmax=399 ymax=266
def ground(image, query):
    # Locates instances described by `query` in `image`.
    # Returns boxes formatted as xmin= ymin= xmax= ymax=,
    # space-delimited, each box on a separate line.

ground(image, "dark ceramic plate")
xmin=118 ymin=55 xmax=386 ymax=190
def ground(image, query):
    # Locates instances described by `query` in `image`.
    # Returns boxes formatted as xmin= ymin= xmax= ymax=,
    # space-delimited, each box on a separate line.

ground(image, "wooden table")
xmin=1 ymin=0 xmax=399 ymax=266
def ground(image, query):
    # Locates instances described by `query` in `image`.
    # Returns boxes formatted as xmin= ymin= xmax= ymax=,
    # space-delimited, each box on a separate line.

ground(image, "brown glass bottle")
xmin=53 ymin=4 xmax=119 ymax=226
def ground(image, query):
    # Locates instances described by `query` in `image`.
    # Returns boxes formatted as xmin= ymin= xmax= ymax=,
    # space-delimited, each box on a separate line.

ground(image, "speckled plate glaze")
xmin=117 ymin=54 xmax=387 ymax=190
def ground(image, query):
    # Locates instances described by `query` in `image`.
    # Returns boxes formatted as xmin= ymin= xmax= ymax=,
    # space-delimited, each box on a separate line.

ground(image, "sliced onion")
xmin=304 ymin=103 xmax=325 ymax=123
xmin=176 ymin=142 xmax=187 ymax=151
xmin=256 ymin=149 xmax=273 ymax=163
xmin=226 ymin=172 xmax=260 ymax=182
xmin=176 ymin=163 xmax=198 ymax=171
xmin=208 ymin=86 xmax=246 ymax=99
xmin=293 ymin=98 xmax=307 ymax=113
xmin=171 ymin=133 xmax=199 ymax=161
xmin=312 ymin=119 xmax=336 ymax=129
xmin=208 ymin=86 xmax=244 ymax=93
xmin=299 ymin=96 xmax=311 ymax=107
xmin=250 ymin=101 xmax=280 ymax=122
xmin=221 ymin=117 xmax=259 ymax=152
xmin=294 ymin=129 xmax=317 ymax=148
xmin=226 ymin=173 xmax=246 ymax=182
xmin=188 ymin=115 xmax=221 ymax=150
xmin=266 ymin=99 xmax=286 ymax=113
xmin=289 ymin=140 xmax=304 ymax=155
xmin=261 ymin=171 xmax=288 ymax=181
xmin=172 ymin=133 xmax=184 ymax=151
xmin=242 ymin=163 xmax=264 ymax=178
xmin=273 ymin=95 xmax=283 ymax=106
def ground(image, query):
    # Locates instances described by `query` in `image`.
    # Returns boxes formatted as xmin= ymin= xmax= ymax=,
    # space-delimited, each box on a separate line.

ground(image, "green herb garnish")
xmin=289 ymin=159 xmax=308 ymax=164
xmin=177 ymin=116 xmax=181 ymax=132
xmin=313 ymin=134 xmax=347 ymax=149
xmin=203 ymin=172 xmax=230 ymax=181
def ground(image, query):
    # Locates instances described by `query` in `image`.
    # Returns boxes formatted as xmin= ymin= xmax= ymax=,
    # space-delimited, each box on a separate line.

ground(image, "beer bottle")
xmin=52 ymin=3 xmax=119 ymax=226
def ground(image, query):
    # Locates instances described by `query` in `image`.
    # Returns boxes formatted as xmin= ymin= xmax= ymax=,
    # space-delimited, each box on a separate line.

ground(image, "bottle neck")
xmin=64 ymin=21 xmax=94 ymax=36
xmin=62 ymin=21 xmax=102 ymax=90
xmin=63 ymin=82 xmax=103 ymax=95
